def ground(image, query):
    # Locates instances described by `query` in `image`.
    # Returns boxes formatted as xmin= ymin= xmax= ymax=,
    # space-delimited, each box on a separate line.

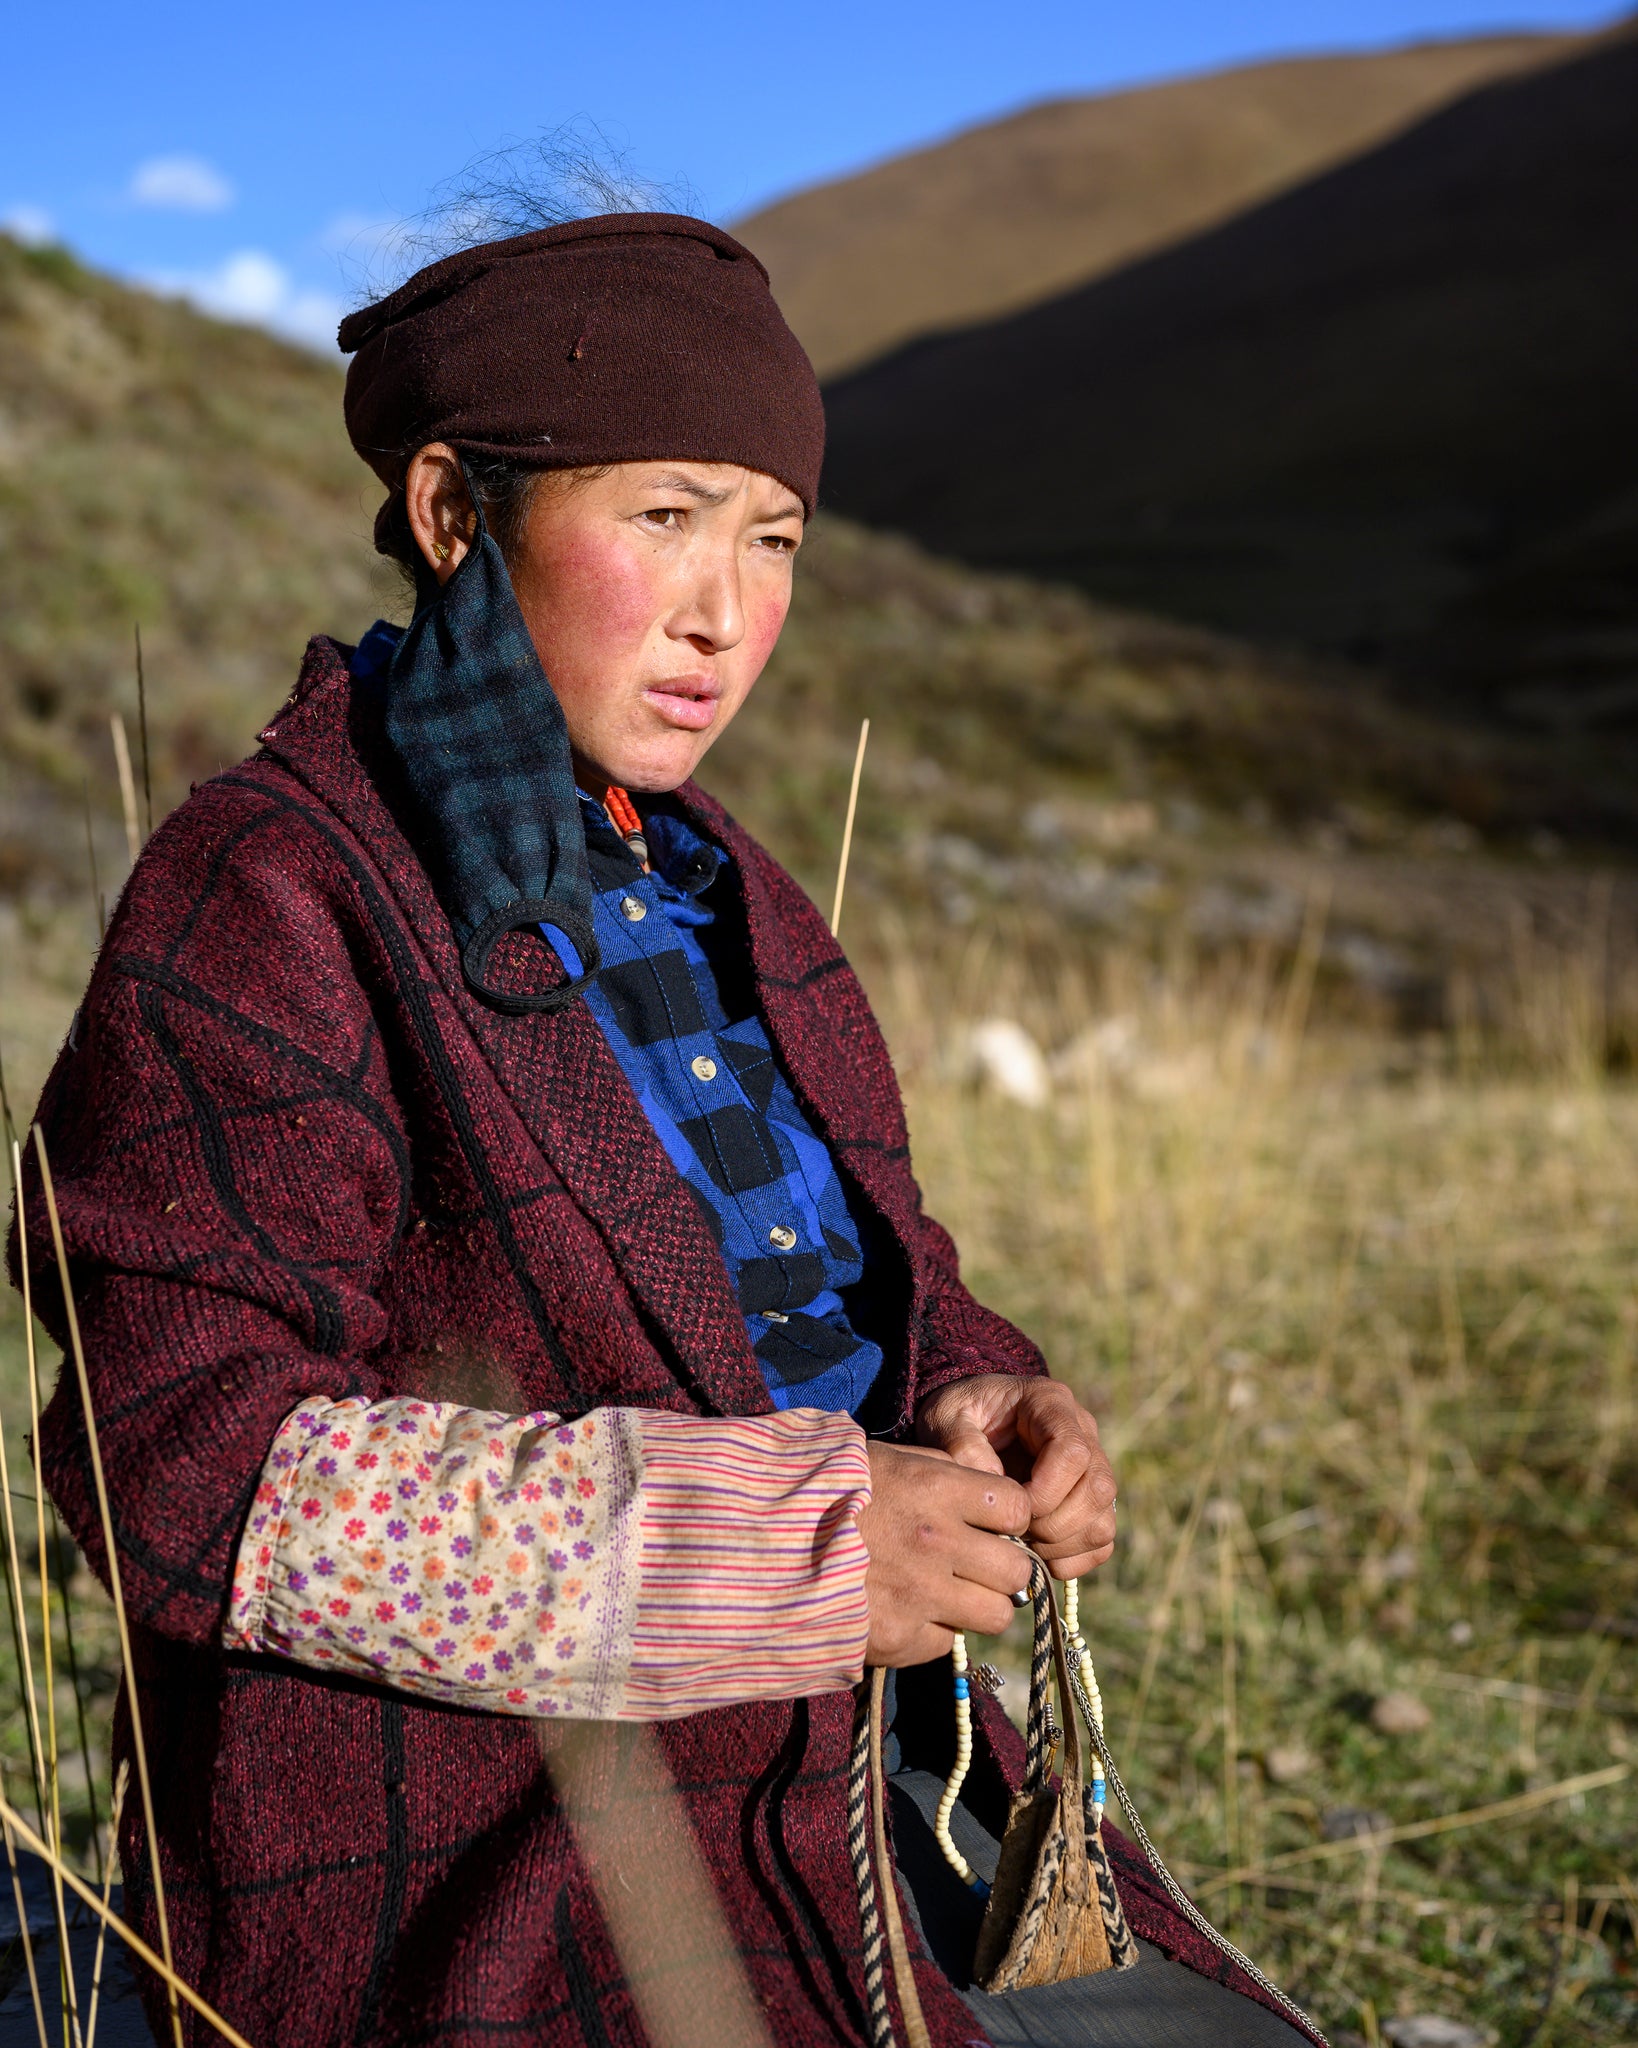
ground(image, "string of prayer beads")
xmin=934 ymin=1574 xmax=1111 ymax=1894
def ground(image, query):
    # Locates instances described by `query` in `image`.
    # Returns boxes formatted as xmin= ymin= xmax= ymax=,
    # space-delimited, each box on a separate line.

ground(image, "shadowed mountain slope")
xmin=4 ymin=232 xmax=1637 ymax=1124
xmin=818 ymin=31 xmax=1638 ymax=718
xmin=8 ymin=226 xmax=1608 ymax=883
xmin=735 ymin=33 xmax=1577 ymax=379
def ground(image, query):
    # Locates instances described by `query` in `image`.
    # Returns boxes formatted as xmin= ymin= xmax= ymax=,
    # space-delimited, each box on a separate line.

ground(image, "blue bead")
xmin=953 ymin=1677 xmax=969 ymax=1700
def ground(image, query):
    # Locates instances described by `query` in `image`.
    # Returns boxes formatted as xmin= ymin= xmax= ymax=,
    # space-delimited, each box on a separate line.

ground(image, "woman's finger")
xmin=1022 ymin=1419 xmax=1091 ymax=1521
xmin=940 ymin=1568 xmax=1025 ymax=1640
xmin=1028 ymin=1448 xmax=1118 ymax=1560
xmin=1030 ymin=1466 xmax=1115 ymax=1533
xmin=947 ymin=1465 xmax=1032 ymax=1535
xmin=1042 ymin=1545 xmax=1115 ymax=1581
xmin=937 ymin=1420 xmax=1009 ymax=1477
xmin=949 ymin=1525 xmax=1033 ymax=1600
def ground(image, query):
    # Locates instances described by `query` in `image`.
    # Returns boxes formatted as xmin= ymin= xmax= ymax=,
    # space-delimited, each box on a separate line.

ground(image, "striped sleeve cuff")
xmin=623 ymin=1407 xmax=872 ymax=1717
xmin=226 ymin=1398 xmax=871 ymax=1721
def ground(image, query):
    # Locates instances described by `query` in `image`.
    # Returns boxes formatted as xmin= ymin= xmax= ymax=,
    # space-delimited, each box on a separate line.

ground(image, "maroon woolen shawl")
xmin=16 ymin=641 xmax=1313 ymax=2044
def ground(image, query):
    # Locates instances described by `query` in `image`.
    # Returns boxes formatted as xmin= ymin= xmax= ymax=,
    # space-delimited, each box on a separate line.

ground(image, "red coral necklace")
xmin=603 ymin=786 xmax=649 ymax=872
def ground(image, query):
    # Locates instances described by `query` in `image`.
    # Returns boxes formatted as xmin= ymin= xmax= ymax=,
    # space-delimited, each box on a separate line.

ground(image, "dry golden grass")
xmin=860 ymin=924 xmax=1638 ymax=2042
xmin=2 ymin=906 xmax=1635 ymax=2040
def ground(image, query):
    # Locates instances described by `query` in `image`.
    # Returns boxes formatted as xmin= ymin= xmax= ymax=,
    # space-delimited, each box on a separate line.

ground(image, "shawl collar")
xmin=257 ymin=638 xmax=772 ymax=1418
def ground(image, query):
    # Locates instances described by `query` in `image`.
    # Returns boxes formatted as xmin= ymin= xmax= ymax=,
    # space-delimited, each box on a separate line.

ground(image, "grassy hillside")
xmin=735 ymin=33 xmax=1575 ymax=379
xmin=3 ymin=230 xmax=1636 ymax=1121
xmin=0 ymin=236 xmax=386 ymax=869
xmin=820 ymin=33 xmax=1638 ymax=722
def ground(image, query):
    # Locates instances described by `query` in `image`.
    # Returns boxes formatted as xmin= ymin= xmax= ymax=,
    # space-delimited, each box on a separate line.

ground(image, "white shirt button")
xmin=691 ymin=1056 xmax=718 ymax=1082
xmin=768 ymin=1225 xmax=798 ymax=1250
xmin=620 ymin=896 xmax=646 ymax=921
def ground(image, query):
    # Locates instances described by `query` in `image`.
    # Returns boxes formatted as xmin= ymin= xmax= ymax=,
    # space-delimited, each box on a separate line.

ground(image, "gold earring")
xmin=432 ymin=540 xmax=450 ymax=562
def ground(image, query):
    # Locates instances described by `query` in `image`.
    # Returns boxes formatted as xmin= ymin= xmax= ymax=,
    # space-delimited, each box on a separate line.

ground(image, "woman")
xmin=17 ymin=212 xmax=1313 ymax=2045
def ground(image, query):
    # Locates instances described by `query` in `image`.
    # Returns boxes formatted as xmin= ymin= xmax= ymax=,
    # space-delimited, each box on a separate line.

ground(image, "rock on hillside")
xmin=819 ymin=32 xmax=1638 ymax=722
xmin=735 ymin=33 xmax=1576 ymax=378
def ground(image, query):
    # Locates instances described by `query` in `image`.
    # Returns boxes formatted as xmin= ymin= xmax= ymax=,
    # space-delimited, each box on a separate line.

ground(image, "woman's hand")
xmin=914 ymin=1375 xmax=1117 ymax=1578
xmin=858 ymin=1444 xmax=1032 ymax=1666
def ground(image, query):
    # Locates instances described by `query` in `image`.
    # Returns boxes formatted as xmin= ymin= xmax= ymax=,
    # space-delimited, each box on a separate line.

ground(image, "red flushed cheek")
xmin=740 ymin=588 xmax=791 ymax=673
xmin=541 ymin=534 xmax=662 ymax=657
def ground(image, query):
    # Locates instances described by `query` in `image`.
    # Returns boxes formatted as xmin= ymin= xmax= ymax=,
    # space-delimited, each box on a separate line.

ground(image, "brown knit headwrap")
xmin=338 ymin=213 xmax=824 ymax=521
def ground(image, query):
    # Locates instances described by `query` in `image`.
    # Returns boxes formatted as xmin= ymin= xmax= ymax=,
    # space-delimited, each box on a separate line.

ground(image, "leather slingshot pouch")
xmin=972 ymin=1564 xmax=1137 ymax=1992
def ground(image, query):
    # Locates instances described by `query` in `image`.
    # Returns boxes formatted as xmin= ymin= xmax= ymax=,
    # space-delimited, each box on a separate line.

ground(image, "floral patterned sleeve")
xmin=225 ymin=1397 xmax=872 ymax=1719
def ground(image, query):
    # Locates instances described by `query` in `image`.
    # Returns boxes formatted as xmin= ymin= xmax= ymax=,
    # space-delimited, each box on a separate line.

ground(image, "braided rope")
xmin=848 ymin=1683 xmax=894 ymax=2048
xmin=1022 ymin=1568 xmax=1053 ymax=1792
xmin=869 ymin=1668 xmax=932 ymax=2048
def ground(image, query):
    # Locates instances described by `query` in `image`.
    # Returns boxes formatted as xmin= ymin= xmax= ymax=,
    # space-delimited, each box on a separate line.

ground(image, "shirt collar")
xmin=349 ymin=618 xmax=403 ymax=684
xmin=577 ymin=792 xmax=726 ymax=899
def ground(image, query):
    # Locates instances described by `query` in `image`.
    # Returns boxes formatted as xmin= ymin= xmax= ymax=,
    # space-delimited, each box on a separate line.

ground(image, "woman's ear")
xmin=404 ymin=443 xmax=478 ymax=584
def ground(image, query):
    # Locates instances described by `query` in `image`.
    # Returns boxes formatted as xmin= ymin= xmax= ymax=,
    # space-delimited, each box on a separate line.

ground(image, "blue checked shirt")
xmin=574 ymin=794 xmax=885 ymax=1415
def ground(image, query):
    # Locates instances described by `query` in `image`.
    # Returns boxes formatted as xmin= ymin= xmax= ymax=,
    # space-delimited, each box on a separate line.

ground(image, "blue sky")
xmin=3 ymin=0 xmax=1620 ymax=351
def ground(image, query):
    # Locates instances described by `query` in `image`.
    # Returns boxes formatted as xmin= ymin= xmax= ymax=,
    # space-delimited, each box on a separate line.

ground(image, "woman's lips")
xmin=642 ymin=679 xmax=720 ymax=732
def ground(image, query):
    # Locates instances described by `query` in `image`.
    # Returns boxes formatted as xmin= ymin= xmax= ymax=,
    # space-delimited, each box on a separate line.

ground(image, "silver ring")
xmin=1010 ymin=1587 xmax=1031 ymax=1608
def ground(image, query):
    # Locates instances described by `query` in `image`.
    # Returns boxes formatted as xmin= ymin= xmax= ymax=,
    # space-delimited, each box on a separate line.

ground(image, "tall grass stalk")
xmin=31 ymin=1129 xmax=183 ymax=2048
xmin=13 ymin=1148 xmax=85 ymax=2048
xmin=829 ymin=716 xmax=869 ymax=940
xmin=0 ymin=1153 xmax=48 ymax=1846
xmin=108 ymin=719 xmax=140 ymax=872
xmin=133 ymin=625 xmax=153 ymax=842
xmin=84 ymin=1760 xmax=129 ymax=2048
xmin=46 ymin=1512 xmax=103 ymax=1884
xmin=0 ymin=1792 xmax=253 ymax=2048
xmin=1 ymin=1781 xmax=50 ymax=2047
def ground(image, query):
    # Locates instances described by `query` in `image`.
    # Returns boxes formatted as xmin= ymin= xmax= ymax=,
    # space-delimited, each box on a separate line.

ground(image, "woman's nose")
xmin=676 ymin=550 xmax=746 ymax=654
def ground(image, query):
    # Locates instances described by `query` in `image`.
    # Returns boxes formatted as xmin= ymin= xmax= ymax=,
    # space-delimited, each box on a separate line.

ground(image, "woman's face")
xmin=406 ymin=446 xmax=805 ymax=794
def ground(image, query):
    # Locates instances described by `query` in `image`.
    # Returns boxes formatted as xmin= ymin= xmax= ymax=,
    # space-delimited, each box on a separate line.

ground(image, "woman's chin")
xmin=589 ymin=734 xmax=710 ymax=795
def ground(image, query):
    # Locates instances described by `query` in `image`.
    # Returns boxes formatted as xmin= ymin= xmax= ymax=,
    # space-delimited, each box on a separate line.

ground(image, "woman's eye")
xmin=640 ymin=507 xmax=683 ymax=529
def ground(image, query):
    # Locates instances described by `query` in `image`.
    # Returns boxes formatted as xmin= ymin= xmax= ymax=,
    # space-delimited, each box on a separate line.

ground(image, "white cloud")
xmin=194 ymin=249 xmax=286 ymax=318
xmin=3 ymin=204 xmax=55 ymax=247
xmin=153 ymin=250 xmax=343 ymax=353
xmin=129 ymin=154 xmax=235 ymax=213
